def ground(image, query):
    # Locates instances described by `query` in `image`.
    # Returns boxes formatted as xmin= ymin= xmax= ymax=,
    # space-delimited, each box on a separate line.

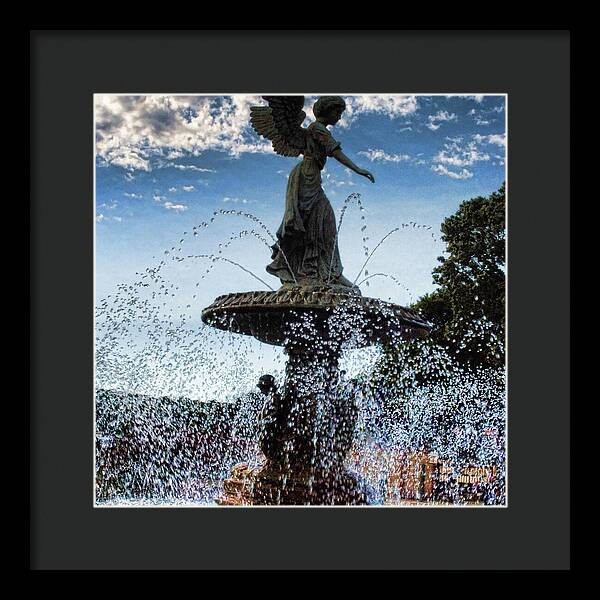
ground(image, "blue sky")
xmin=95 ymin=94 xmax=506 ymax=320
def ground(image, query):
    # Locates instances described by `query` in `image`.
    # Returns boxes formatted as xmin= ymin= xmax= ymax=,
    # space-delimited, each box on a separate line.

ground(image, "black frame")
xmin=30 ymin=30 xmax=570 ymax=570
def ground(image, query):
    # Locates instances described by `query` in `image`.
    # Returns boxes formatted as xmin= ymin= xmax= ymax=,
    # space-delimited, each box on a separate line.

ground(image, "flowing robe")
xmin=266 ymin=122 xmax=346 ymax=286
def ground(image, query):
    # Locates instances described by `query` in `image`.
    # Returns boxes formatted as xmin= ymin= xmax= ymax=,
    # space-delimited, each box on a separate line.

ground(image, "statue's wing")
xmin=250 ymin=96 xmax=307 ymax=157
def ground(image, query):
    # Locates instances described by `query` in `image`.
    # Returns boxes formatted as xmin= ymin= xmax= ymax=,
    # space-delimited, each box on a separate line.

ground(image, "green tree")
xmin=370 ymin=183 xmax=506 ymax=403
xmin=364 ymin=185 xmax=506 ymax=468
xmin=414 ymin=183 xmax=505 ymax=368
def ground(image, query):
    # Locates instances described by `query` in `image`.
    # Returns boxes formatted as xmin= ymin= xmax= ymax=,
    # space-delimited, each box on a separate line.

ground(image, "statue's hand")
xmin=358 ymin=168 xmax=375 ymax=183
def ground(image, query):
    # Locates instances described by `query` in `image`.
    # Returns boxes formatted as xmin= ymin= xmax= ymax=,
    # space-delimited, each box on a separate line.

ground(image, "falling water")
xmin=95 ymin=198 xmax=506 ymax=506
xmin=185 ymin=254 xmax=275 ymax=291
xmin=214 ymin=209 xmax=298 ymax=284
xmin=353 ymin=228 xmax=400 ymax=286
xmin=326 ymin=192 xmax=355 ymax=283
xmin=355 ymin=273 xmax=415 ymax=302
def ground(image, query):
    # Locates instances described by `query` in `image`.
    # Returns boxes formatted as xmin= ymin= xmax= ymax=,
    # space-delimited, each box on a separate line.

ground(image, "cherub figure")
xmin=250 ymin=96 xmax=375 ymax=290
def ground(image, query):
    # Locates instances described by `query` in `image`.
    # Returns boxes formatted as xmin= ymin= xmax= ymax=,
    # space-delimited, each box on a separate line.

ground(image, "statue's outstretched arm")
xmin=331 ymin=148 xmax=375 ymax=183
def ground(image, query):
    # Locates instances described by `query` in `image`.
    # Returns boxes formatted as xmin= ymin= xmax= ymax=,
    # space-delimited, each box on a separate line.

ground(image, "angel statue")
xmin=249 ymin=96 xmax=375 ymax=291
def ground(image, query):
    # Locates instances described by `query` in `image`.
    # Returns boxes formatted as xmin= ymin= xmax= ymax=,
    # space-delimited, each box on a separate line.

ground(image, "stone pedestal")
xmin=217 ymin=335 xmax=368 ymax=505
xmin=252 ymin=337 xmax=366 ymax=505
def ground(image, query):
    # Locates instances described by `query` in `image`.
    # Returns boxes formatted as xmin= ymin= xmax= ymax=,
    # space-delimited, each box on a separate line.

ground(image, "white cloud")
xmin=431 ymin=133 xmax=504 ymax=178
xmin=96 ymin=213 xmax=123 ymax=222
xmin=223 ymin=196 xmax=251 ymax=204
xmin=95 ymin=94 xmax=420 ymax=171
xmin=168 ymin=187 xmax=177 ymax=193
xmin=182 ymin=185 xmax=195 ymax=192
xmin=99 ymin=201 xmax=118 ymax=210
xmin=432 ymin=165 xmax=473 ymax=179
xmin=323 ymin=173 xmax=355 ymax=187
xmin=153 ymin=195 xmax=167 ymax=203
xmin=447 ymin=94 xmax=485 ymax=103
xmin=359 ymin=149 xmax=411 ymax=163
xmin=338 ymin=95 xmax=418 ymax=127
xmin=473 ymin=133 xmax=506 ymax=147
xmin=124 ymin=192 xmax=142 ymax=199
xmin=427 ymin=110 xmax=457 ymax=131
xmin=163 ymin=201 xmax=188 ymax=212
xmin=95 ymin=95 xmax=272 ymax=171
xmin=170 ymin=164 xmax=217 ymax=173
xmin=470 ymin=102 xmax=504 ymax=126
xmin=434 ymin=139 xmax=490 ymax=168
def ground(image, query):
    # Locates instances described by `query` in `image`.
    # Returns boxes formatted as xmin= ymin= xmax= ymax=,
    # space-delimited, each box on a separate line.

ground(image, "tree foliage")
xmin=413 ymin=183 xmax=505 ymax=368
xmin=365 ymin=184 xmax=506 ymax=452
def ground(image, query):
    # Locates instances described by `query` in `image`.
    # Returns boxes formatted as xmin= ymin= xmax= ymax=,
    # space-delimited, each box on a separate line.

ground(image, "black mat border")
xmin=30 ymin=30 xmax=570 ymax=570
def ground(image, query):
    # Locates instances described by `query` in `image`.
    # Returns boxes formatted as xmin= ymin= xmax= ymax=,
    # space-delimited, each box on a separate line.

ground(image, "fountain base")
xmin=203 ymin=283 xmax=431 ymax=506
xmin=217 ymin=462 xmax=368 ymax=506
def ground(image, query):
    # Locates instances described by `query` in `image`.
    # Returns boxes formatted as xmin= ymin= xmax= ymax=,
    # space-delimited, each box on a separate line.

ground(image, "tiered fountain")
xmin=201 ymin=95 xmax=431 ymax=505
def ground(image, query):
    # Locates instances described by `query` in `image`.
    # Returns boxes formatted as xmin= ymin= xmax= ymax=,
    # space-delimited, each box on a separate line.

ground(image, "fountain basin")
xmin=201 ymin=283 xmax=432 ymax=505
xmin=201 ymin=284 xmax=431 ymax=348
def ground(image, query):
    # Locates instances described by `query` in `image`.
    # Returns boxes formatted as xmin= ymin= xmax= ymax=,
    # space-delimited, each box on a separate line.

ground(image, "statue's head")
xmin=313 ymin=96 xmax=346 ymax=126
xmin=257 ymin=374 xmax=276 ymax=395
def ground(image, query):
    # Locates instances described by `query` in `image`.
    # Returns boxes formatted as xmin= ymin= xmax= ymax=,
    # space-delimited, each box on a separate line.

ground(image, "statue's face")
xmin=327 ymin=105 xmax=345 ymax=125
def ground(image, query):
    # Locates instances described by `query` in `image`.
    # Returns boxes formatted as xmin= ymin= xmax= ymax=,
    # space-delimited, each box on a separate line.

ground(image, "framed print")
xmin=31 ymin=30 xmax=570 ymax=570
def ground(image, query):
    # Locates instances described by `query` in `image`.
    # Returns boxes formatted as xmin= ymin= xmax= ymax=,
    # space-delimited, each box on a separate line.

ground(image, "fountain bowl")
xmin=201 ymin=284 xmax=431 ymax=348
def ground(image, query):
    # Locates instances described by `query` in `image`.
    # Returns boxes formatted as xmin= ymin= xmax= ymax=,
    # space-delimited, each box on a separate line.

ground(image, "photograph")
xmin=94 ymin=93 xmax=507 ymax=507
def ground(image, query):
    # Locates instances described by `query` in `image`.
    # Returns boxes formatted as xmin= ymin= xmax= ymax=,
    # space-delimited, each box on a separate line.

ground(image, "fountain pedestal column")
xmin=252 ymin=338 xmax=367 ymax=505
